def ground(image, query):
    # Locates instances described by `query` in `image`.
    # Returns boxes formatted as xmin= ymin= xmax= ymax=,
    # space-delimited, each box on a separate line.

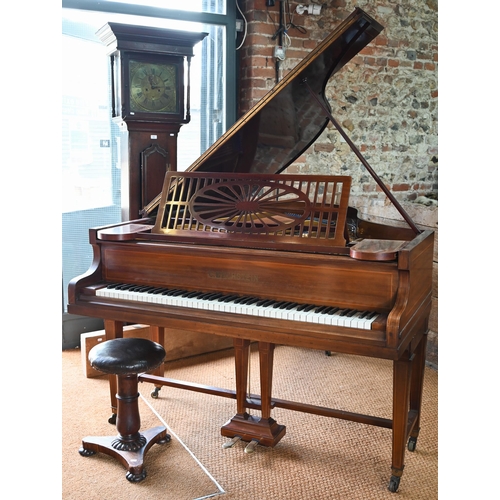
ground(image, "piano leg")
xmin=389 ymin=333 xmax=427 ymax=492
xmin=221 ymin=339 xmax=286 ymax=448
xmin=104 ymin=319 xmax=124 ymax=424
xmin=408 ymin=333 xmax=428 ymax=452
xmin=149 ymin=326 xmax=166 ymax=398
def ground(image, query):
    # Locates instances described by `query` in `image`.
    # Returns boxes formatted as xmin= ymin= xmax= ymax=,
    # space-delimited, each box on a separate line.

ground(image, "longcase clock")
xmin=97 ymin=23 xmax=207 ymax=220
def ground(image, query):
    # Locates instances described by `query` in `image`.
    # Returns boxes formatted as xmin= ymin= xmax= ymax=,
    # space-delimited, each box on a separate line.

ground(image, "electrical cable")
xmin=284 ymin=0 xmax=306 ymax=34
xmin=235 ymin=0 xmax=248 ymax=50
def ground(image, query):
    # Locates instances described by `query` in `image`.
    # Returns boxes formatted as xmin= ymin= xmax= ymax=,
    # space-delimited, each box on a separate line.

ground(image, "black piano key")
xmin=321 ymin=306 xmax=335 ymax=315
xmin=243 ymin=297 xmax=260 ymax=305
xmin=301 ymin=304 xmax=317 ymax=312
xmin=219 ymin=295 xmax=239 ymax=302
xmin=235 ymin=296 xmax=251 ymax=304
xmin=125 ymin=284 xmax=140 ymax=290
xmin=339 ymin=309 xmax=351 ymax=316
xmin=133 ymin=286 xmax=152 ymax=292
xmin=272 ymin=301 xmax=289 ymax=308
xmin=326 ymin=307 xmax=340 ymax=315
xmin=115 ymin=284 xmax=134 ymax=290
xmin=233 ymin=296 xmax=249 ymax=303
xmin=276 ymin=302 xmax=293 ymax=309
xmin=260 ymin=299 xmax=276 ymax=307
xmin=314 ymin=305 xmax=329 ymax=313
xmin=273 ymin=301 xmax=295 ymax=310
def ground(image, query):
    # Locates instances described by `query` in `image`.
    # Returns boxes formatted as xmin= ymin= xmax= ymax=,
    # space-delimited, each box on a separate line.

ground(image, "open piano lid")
xmin=143 ymin=8 xmax=384 ymax=216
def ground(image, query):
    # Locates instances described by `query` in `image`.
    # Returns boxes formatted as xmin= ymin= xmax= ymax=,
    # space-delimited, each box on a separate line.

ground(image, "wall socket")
xmin=274 ymin=46 xmax=286 ymax=60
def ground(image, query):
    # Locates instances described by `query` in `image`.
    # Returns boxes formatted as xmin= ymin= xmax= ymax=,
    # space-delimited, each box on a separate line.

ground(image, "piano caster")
xmin=407 ymin=436 xmax=418 ymax=452
xmin=222 ymin=435 xmax=241 ymax=449
xmin=151 ymin=387 xmax=161 ymax=399
xmin=108 ymin=413 xmax=117 ymax=425
xmin=244 ymin=439 xmax=259 ymax=454
xmin=388 ymin=475 xmax=401 ymax=493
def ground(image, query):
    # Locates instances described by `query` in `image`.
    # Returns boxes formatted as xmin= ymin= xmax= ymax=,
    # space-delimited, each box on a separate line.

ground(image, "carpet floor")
xmin=62 ymin=344 xmax=437 ymax=499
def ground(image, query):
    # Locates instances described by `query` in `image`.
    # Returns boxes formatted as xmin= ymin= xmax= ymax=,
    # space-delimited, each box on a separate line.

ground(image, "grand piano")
xmin=68 ymin=8 xmax=434 ymax=493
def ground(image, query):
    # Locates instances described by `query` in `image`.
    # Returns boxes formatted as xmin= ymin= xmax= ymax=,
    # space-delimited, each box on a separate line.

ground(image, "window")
xmin=62 ymin=1 xmax=236 ymax=346
xmin=102 ymin=0 xmax=224 ymax=15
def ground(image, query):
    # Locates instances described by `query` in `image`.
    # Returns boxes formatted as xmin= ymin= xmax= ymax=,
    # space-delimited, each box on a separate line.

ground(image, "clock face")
xmin=129 ymin=60 xmax=178 ymax=114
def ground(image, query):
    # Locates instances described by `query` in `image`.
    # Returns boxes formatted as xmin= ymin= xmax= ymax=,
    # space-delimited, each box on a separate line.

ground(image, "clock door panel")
xmin=141 ymin=144 xmax=170 ymax=209
xmin=120 ymin=123 xmax=180 ymax=220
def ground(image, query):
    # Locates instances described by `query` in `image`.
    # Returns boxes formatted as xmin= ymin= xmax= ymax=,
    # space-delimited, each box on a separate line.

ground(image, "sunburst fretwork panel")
xmin=153 ymin=172 xmax=352 ymax=253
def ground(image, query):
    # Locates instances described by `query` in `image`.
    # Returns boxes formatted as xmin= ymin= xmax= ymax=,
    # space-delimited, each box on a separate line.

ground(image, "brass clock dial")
xmin=129 ymin=60 xmax=178 ymax=113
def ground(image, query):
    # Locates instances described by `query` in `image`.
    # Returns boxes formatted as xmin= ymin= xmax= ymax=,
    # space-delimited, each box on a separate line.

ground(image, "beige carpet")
xmin=62 ymin=349 xmax=221 ymax=500
xmin=62 ymin=344 xmax=438 ymax=499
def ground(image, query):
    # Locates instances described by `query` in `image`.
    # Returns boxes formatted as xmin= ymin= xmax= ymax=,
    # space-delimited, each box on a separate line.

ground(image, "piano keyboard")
xmin=96 ymin=283 xmax=381 ymax=330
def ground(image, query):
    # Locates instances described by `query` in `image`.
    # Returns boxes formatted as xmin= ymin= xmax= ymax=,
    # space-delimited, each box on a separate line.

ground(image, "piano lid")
xmin=143 ymin=8 xmax=383 ymax=215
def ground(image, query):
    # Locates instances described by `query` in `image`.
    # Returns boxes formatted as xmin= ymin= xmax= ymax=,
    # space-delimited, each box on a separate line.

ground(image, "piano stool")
xmin=78 ymin=337 xmax=171 ymax=482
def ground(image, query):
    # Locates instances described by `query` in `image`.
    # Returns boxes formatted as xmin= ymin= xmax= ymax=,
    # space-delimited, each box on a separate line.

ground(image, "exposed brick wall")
xmin=237 ymin=0 xmax=437 ymax=205
xmin=236 ymin=0 xmax=438 ymax=367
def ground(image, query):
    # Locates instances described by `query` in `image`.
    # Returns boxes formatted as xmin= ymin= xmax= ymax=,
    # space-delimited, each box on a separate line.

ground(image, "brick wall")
xmin=236 ymin=0 xmax=438 ymax=367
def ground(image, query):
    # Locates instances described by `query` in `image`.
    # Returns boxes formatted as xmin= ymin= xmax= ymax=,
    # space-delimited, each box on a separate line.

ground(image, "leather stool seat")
xmin=79 ymin=337 xmax=170 ymax=482
xmin=89 ymin=337 xmax=166 ymax=375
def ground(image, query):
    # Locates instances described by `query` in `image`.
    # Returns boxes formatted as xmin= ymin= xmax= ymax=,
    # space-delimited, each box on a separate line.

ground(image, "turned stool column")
xmin=79 ymin=338 xmax=170 ymax=482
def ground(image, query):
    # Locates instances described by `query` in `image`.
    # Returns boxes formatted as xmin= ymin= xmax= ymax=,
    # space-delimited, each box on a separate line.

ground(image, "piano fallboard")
xmin=98 ymin=241 xmax=399 ymax=312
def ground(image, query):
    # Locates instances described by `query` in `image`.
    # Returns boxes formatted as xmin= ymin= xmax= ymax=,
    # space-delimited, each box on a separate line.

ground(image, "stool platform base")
xmin=79 ymin=426 xmax=170 ymax=482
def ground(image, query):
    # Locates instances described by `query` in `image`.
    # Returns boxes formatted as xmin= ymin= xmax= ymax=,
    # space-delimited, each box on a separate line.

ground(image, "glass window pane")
xmin=102 ymin=0 xmax=223 ymax=14
xmin=62 ymin=36 xmax=114 ymax=212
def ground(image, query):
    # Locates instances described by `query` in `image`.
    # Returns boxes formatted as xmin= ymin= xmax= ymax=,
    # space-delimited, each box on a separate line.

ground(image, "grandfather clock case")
xmin=97 ymin=23 xmax=207 ymax=220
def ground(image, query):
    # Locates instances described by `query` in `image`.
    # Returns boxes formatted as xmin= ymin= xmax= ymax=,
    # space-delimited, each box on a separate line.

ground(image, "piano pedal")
xmin=222 ymin=436 xmax=241 ymax=449
xmin=244 ymin=439 xmax=259 ymax=454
